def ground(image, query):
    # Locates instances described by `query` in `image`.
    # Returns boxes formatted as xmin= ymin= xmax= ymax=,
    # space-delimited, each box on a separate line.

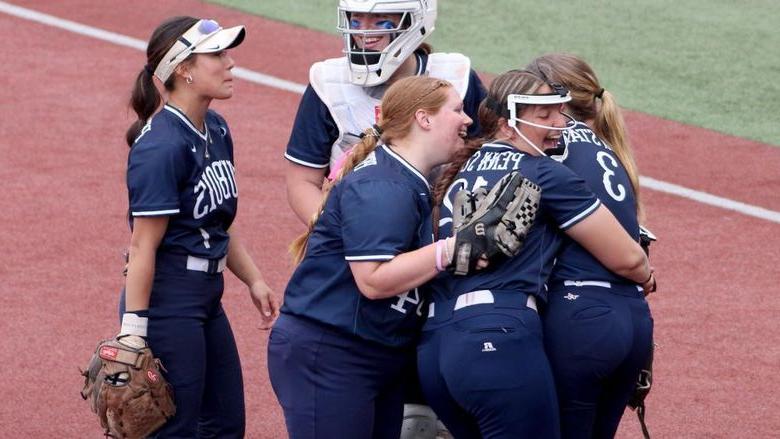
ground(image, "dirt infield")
xmin=1 ymin=0 xmax=778 ymax=437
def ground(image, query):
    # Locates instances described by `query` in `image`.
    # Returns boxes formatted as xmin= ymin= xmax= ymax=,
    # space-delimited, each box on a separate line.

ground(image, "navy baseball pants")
xmin=268 ymin=313 xmax=414 ymax=439
xmin=120 ymin=252 xmax=245 ymax=438
xmin=417 ymin=291 xmax=560 ymax=439
xmin=543 ymin=282 xmax=653 ymax=439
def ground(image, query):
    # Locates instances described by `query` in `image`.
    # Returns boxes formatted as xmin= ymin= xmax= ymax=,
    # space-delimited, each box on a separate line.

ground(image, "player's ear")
xmin=498 ymin=118 xmax=515 ymax=138
xmin=173 ymin=64 xmax=191 ymax=83
xmin=414 ymin=109 xmax=431 ymax=130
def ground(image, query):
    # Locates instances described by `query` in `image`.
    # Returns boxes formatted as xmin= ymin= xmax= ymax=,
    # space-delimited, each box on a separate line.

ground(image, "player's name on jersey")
xmin=563 ymin=126 xmax=606 ymax=148
xmin=194 ymin=159 xmax=237 ymax=219
xmin=463 ymin=150 xmax=524 ymax=173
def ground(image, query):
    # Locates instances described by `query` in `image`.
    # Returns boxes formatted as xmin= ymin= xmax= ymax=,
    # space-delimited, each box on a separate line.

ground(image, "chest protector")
xmin=310 ymin=53 xmax=472 ymax=169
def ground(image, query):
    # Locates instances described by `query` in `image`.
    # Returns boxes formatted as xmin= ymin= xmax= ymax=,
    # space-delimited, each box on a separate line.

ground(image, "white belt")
xmin=428 ymin=290 xmax=537 ymax=318
xmin=186 ymin=255 xmax=227 ymax=273
xmin=563 ymin=280 xmax=643 ymax=292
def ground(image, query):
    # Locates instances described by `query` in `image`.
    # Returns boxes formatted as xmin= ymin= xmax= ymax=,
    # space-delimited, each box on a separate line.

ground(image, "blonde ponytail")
xmin=527 ymin=53 xmax=644 ymax=219
xmin=594 ymin=90 xmax=643 ymax=221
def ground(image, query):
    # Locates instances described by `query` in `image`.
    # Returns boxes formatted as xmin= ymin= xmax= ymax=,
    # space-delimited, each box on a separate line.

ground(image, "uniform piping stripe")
xmin=283 ymin=153 xmax=329 ymax=168
xmin=164 ymin=105 xmax=208 ymax=141
xmin=345 ymin=255 xmax=395 ymax=261
xmin=132 ymin=209 xmax=180 ymax=216
xmin=560 ymin=200 xmax=601 ymax=229
xmin=3 ymin=1 xmax=779 ymax=224
xmin=481 ymin=142 xmax=517 ymax=151
xmin=381 ymin=144 xmax=429 ymax=188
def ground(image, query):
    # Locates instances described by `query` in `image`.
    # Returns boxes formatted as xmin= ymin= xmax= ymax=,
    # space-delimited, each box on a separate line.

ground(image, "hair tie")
xmin=359 ymin=124 xmax=383 ymax=139
xmin=144 ymin=64 xmax=155 ymax=76
xmin=596 ymin=88 xmax=605 ymax=99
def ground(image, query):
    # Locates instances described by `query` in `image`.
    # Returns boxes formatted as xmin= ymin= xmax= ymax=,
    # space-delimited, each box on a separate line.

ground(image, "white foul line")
xmin=2 ymin=0 xmax=778 ymax=225
xmin=640 ymin=177 xmax=780 ymax=223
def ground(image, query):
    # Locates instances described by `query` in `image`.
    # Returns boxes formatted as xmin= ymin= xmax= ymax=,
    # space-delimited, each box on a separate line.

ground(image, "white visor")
xmin=153 ymin=19 xmax=246 ymax=82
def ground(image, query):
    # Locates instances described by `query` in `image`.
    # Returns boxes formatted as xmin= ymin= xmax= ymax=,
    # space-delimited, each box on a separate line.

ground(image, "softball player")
xmin=118 ymin=16 xmax=279 ymax=437
xmin=268 ymin=76 xmax=473 ymax=439
xmin=419 ymin=70 xmax=656 ymax=438
xmin=284 ymin=0 xmax=486 ymax=225
xmin=527 ymin=53 xmax=655 ymax=439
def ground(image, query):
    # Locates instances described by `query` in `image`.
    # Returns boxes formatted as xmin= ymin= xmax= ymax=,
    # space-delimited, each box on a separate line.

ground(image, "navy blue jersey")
xmin=285 ymin=52 xmax=486 ymax=169
xmin=127 ymin=105 xmax=238 ymax=259
xmin=434 ymin=142 xmax=600 ymax=303
xmin=549 ymin=122 xmax=640 ymax=285
xmin=282 ymin=145 xmax=433 ymax=347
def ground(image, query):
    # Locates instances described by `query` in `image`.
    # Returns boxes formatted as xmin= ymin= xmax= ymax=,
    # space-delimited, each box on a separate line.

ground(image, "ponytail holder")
xmin=359 ymin=124 xmax=383 ymax=139
xmin=144 ymin=64 xmax=155 ymax=76
xmin=595 ymin=88 xmax=605 ymax=99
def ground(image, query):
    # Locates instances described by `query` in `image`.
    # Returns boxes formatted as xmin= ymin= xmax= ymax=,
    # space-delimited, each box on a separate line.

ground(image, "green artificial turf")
xmin=210 ymin=0 xmax=779 ymax=146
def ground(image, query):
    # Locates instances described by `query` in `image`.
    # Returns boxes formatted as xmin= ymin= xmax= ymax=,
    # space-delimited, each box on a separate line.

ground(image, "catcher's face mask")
xmin=337 ymin=0 xmax=437 ymax=87
xmin=507 ymin=83 xmax=575 ymax=156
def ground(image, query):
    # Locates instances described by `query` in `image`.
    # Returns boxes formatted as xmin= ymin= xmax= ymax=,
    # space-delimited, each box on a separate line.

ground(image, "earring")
xmin=185 ymin=74 xmax=193 ymax=85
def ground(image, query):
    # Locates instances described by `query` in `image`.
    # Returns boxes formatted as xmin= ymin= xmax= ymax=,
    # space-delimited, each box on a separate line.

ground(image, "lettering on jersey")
xmin=463 ymin=151 xmax=481 ymax=171
xmin=563 ymin=127 xmax=605 ymax=148
xmin=471 ymin=151 xmax=523 ymax=173
xmin=353 ymin=151 xmax=377 ymax=172
xmin=193 ymin=160 xmax=238 ymax=219
xmin=390 ymin=288 xmax=424 ymax=316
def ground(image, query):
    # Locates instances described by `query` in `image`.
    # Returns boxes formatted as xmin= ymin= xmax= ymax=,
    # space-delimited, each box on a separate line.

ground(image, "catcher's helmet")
xmin=337 ymin=0 xmax=436 ymax=87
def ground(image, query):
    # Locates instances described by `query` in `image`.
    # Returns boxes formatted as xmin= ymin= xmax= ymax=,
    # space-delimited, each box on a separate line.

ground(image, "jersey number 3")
xmin=596 ymin=151 xmax=626 ymax=202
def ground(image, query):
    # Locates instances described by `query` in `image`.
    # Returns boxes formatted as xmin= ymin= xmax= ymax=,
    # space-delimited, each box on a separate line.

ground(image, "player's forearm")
xmin=567 ymin=206 xmax=651 ymax=284
xmin=124 ymin=216 xmax=168 ymax=311
xmin=350 ymin=243 xmax=442 ymax=299
xmin=226 ymin=231 xmax=266 ymax=289
xmin=124 ymin=248 xmax=156 ymax=311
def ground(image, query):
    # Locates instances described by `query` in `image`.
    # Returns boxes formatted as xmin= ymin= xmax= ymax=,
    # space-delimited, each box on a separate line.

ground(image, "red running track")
xmin=0 ymin=1 xmax=778 ymax=437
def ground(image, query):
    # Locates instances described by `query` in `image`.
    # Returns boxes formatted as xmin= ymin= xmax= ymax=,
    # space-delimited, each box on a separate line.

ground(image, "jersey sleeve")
xmin=127 ymin=141 xmax=187 ymax=217
xmin=340 ymin=179 xmax=421 ymax=261
xmin=464 ymin=69 xmax=487 ymax=138
xmin=537 ymin=159 xmax=601 ymax=230
xmin=284 ymin=84 xmax=340 ymax=168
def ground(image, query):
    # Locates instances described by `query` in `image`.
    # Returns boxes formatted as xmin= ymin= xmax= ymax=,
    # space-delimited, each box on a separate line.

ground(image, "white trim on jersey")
xmin=345 ymin=254 xmax=396 ymax=261
xmin=284 ymin=152 xmax=329 ymax=168
xmin=164 ymin=105 xmax=208 ymax=141
xmin=481 ymin=142 xmax=517 ymax=152
xmin=381 ymin=144 xmax=430 ymax=189
xmin=132 ymin=208 xmax=181 ymax=216
xmin=559 ymin=199 xmax=601 ymax=230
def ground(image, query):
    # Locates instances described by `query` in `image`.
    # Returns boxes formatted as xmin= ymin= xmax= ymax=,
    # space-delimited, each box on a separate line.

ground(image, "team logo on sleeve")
xmin=193 ymin=160 xmax=238 ymax=219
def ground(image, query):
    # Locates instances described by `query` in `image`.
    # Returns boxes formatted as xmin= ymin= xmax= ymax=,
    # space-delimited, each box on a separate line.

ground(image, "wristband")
xmin=443 ymin=237 xmax=452 ymax=266
xmin=435 ymin=239 xmax=445 ymax=272
xmin=120 ymin=312 xmax=149 ymax=337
